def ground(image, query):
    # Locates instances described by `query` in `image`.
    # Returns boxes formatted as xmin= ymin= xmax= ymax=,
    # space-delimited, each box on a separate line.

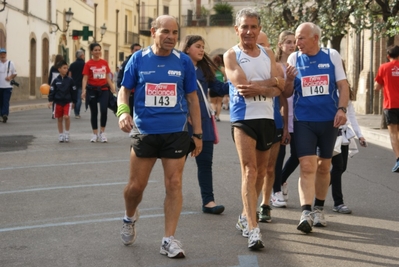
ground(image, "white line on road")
xmin=0 ymin=211 xmax=198 ymax=233
xmin=0 ymin=159 xmax=129 ymax=171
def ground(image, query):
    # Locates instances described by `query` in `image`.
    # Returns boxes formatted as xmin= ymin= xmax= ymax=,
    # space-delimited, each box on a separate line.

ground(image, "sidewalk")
xmin=8 ymin=98 xmax=392 ymax=149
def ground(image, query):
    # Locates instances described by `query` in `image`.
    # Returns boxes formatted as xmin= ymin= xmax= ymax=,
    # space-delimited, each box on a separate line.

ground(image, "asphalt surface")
xmin=0 ymin=102 xmax=398 ymax=267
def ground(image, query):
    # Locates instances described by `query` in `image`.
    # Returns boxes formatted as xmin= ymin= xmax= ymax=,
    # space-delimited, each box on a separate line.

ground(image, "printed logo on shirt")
xmin=318 ymin=63 xmax=330 ymax=69
xmin=297 ymin=66 xmax=309 ymax=70
xmin=392 ymin=66 xmax=399 ymax=77
xmin=239 ymin=58 xmax=250 ymax=64
xmin=168 ymin=70 xmax=181 ymax=77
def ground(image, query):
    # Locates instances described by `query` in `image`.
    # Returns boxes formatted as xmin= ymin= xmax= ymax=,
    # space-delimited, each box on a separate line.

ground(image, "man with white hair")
xmin=284 ymin=22 xmax=349 ymax=233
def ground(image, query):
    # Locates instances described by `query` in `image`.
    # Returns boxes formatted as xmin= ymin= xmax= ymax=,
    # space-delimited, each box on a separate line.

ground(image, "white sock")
xmin=123 ymin=211 xmax=134 ymax=222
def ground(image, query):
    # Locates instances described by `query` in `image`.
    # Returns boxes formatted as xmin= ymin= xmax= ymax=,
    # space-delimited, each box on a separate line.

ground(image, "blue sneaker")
xmin=392 ymin=161 xmax=399 ymax=173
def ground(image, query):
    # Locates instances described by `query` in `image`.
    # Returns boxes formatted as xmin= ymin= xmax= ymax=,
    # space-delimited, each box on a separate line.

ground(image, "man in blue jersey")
xmin=117 ymin=15 xmax=202 ymax=258
xmin=284 ymin=22 xmax=349 ymax=233
xmin=224 ymin=8 xmax=284 ymax=250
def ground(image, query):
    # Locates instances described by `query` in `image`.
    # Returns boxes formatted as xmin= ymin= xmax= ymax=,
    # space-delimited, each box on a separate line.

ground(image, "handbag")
xmin=196 ymin=80 xmax=219 ymax=144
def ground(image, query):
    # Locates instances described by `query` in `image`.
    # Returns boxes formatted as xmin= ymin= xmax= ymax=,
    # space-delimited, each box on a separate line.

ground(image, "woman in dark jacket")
xmin=180 ymin=35 xmax=229 ymax=214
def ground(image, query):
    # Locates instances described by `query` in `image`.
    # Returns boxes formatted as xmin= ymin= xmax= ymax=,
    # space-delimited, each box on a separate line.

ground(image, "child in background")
xmin=48 ymin=60 xmax=77 ymax=142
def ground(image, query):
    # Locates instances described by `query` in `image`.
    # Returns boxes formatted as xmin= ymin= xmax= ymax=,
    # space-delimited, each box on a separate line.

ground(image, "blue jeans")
xmin=0 ymin=87 xmax=12 ymax=116
xmin=195 ymin=141 xmax=215 ymax=206
xmin=74 ymin=87 xmax=82 ymax=116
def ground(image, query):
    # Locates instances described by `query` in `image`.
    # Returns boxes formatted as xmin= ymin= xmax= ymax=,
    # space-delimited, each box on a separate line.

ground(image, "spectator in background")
xmin=48 ymin=54 xmax=64 ymax=119
xmin=209 ymin=55 xmax=225 ymax=121
xmin=68 ymin=50 xmax=85 ymax=119
xmin=0 ymin=48 xmax=17 ymax=123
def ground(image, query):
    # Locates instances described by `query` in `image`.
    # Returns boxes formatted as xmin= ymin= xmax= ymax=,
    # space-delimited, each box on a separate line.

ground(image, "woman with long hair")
xmin=180 ymin=35 xmax=229 ymax=214
xmin=271 ymin=31 xmax=297 ymax=207
xmin=81 ymin=43 xmax=116 ymax=142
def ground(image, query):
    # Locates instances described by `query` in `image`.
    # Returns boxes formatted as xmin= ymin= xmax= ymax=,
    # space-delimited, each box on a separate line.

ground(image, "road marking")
xmin=0 ymin=159 xmax=128 ymax=171
xmin=231 ymin=255 xmax=259 ymax=267
xmin=0 ymin=211 xmax=198 ymax=233
xmin=0 ymin=181 xmax=154 ymax=195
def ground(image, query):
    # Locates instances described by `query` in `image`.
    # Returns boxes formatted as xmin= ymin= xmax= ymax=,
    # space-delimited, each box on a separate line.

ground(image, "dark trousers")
xmin=330 ymin=145 xmax=349 ymax=206
xmin=273 ymin=143 xmax=287 ymax=193
xmin=281 ymin=133 xmax=299 ymax=184
xmin=195 ymin=141 xmax=215 ymax=206
xmin=0 ymin=87 xmax=12 ymax=116
xmin=88 ymin=89 xmax=109 ymax=130
xmin=74 ymin=87 xmax=82 ymax=116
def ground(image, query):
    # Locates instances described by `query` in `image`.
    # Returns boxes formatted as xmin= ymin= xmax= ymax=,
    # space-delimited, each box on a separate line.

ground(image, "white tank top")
xmin=229 ymin=45 xmax=274 ymax=121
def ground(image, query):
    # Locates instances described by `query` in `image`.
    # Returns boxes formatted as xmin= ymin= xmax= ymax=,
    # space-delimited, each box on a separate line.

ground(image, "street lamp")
xmin=95 ymin=23 xmax=107 ymax=42
xmin=50 ymin=7 xmax=74 ymax=33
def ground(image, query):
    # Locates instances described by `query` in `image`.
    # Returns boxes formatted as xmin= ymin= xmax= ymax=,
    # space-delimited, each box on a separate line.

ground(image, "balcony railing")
xmin=181 ymin=14 xmax=234 ymax=27
xmin=125 ymin=31 xmax=139 ymax=45
xmin=140 ymin=16 xmax=153 ymax=31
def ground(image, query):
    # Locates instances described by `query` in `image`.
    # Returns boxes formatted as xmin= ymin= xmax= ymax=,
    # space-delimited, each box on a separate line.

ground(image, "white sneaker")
xmin=271 ymin=192 xmax=287 ymax=208
xmin=64 ymin=132 xmax=69 ymax=142
xmin=90 ymin=134 xmax=98 ymax=143
xmin=248 ymin=227 xmax=264 ymax=250
xmin=120 ymin=209 xmax=140 ymax=246
xmin=99 ymin=132 xmax=107 ymax=143
xmin=282 ymin=183 xmax=288 ymax=201
xmin=313 ymin=206 xmax=327 ymax=227
xmin=160 ymin=236 xmax=185 ymax=258
xmin=235 ymin=214 xmax=249 ymax=237
xmin=58 ymin=134 xmax=65 ymax=143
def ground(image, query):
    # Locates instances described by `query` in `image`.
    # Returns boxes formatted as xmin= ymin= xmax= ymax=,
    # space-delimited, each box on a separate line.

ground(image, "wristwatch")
xmin=192 ymin=133 xmax=203 ymax=140
xmin=338 ymin=107 xmax=347 ymax=113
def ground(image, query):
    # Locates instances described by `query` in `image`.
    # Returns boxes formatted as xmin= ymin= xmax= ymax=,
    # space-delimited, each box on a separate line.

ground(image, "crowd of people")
xmin=4 ymin=5 xmax=398 ymax=259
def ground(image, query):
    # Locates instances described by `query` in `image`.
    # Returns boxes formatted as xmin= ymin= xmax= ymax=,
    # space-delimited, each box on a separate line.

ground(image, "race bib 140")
xmin=301 ymin=74 xmax=329 ymax=97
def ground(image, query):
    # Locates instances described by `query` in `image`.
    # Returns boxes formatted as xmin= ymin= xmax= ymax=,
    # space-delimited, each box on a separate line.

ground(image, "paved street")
xmin=0 ymin=107 xmax=398 ymax=267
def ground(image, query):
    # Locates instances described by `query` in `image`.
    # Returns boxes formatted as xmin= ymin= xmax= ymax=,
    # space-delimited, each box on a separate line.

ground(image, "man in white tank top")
xmin=224 ymin=8 xmax=285 ymax=250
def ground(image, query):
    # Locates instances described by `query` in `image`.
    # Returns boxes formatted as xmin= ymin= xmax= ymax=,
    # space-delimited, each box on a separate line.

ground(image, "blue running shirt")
xmin=287 ymin=48 xmax=346 ymax=122
xmin=122 ymin=47 xmax=197 ymax=134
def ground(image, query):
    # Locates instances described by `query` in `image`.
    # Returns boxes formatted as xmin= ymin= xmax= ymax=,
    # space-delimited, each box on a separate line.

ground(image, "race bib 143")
xmin=145 ymin=83 xmax=177 ymax=107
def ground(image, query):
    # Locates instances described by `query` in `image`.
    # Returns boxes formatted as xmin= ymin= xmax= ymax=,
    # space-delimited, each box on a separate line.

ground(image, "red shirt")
xmin=375 ymin=60 xmax=399 ymax=109
xmin=82 ymin=59 xmax=111 ymax=89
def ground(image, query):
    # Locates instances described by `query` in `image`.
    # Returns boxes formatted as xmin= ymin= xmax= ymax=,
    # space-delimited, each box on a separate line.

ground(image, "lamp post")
xmin=95 ymin=23 xmax=107 ymax=43
xmin=50 ymin=7 xmax=74 ymax=33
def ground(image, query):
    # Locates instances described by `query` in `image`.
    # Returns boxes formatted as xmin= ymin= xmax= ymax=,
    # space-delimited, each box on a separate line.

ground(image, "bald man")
xmin=283 ymin=22 xmax=349 ymax=233
xmin=257 ymin=31 xmax=270 ymax=48
xmin=118 ymin=15 xmax=202 ymax=258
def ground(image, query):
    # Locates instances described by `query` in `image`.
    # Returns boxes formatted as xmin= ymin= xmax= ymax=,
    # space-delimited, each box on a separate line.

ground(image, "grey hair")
xmin=235 ymin=8 xmax=261 ymax=26
xmin=151 ymin=15 xmax=179 ymax=29
xmin=75 ymin=50 xmax=84 ymax=59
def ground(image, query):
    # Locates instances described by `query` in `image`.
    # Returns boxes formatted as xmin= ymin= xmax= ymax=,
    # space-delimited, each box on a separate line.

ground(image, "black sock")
xmin=397 ymin=157 xmax=399 ymax=162
xmin=301 ymin=205 xmax=312 ymax=211
xmin=314 ymin=198 xmax=325 ymax=208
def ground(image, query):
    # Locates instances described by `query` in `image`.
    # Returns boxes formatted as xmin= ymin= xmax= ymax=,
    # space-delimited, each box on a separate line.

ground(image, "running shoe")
xmin=313 ymin=206 xmax=327 ymax=227
xmin=120 ymin=210 xmax=140 ymax=246
xmin=64 ymin=133 xmax=69 ymax=143
xmin=392 ymin=161 xmax=399 ymax=172
xmin=333 ymin=204 xmax=352 ymax=214
xmin=282 ymin=182 xmax=289 ymax=201
xmin=90 ymin=134 xmax=98 ymax=143
xmin=58 ymin=134 xmax=65 ymax=143
xmin=258 ymin=204 xmax=272 ymax=223
xmin=297 ymin=210 xmax=313 ymax=233
xmin=248 ymin=227 xmax=264 ymax=250
xmin=99 ymin=132 xmax=107 ymax=143
xmin=160 ymin=237 xmax=185 ymax=258
xmin=235 ymin=214 xmax=249 ymax=237
xmin=271 ymin=192 xmax=287 ymax=208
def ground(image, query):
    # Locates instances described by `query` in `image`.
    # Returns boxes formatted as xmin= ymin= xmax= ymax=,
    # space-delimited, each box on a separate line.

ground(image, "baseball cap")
xmin=0 ymin=48 xmax=6 ymax=53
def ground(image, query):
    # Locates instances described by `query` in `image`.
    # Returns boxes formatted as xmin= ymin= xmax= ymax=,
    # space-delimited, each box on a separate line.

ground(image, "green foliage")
xmin=257 ymin=0 xmax=398 ymax=49
xmin=213 ymin=2 xmax=234 ymax=15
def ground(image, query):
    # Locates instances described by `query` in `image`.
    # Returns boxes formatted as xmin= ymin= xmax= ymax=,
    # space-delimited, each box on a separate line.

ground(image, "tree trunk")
xmin=330 ymin=35 xmax=344 ymax=53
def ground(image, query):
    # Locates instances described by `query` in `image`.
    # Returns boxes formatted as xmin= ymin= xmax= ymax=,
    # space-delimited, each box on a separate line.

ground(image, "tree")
xmin=258 ymin=0 xmax=366 ymax=52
